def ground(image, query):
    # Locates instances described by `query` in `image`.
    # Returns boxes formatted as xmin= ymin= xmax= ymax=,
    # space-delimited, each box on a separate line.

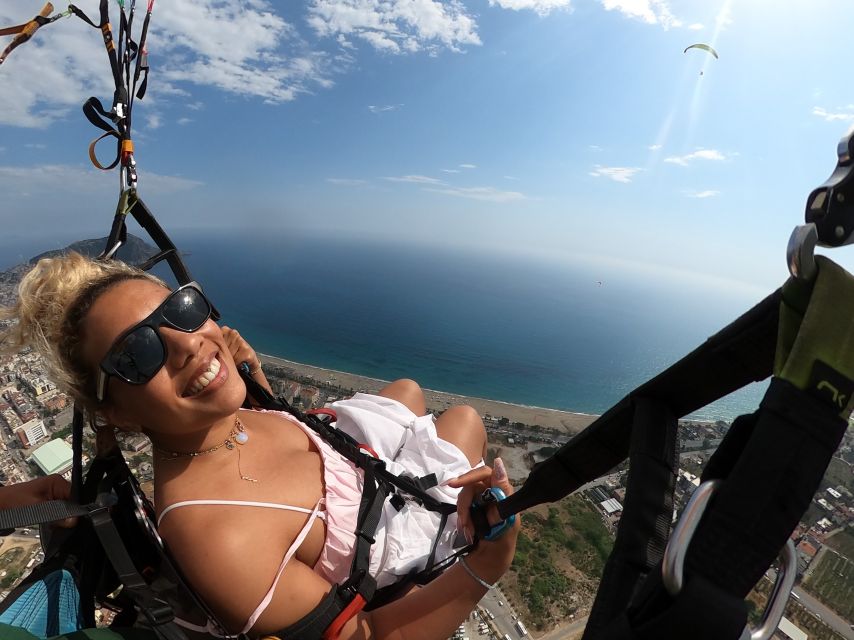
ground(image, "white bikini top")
xmin=158 ymin=498 xmax=327 ymax=637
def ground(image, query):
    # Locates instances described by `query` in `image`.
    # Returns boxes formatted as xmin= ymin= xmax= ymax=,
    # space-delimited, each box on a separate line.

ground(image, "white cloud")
xmin=426 ymin=185 xmax=525 ymax=202
xmin=812 ymin=106 xmax=854 ymax=123
xmin=648 ymin=143 xmax=662 ymax=150
xmin=0 ymin=2 xmax=339 ymax=128
xmin=487 ymin=0 xmax=572 ymax=16
xmin=687 ymin=22 xmax=703 ymax=30
xmin=441 ymin=168 xmax=460 ymax=173
xmin=589 ymin=145 xmax=603 ymax=151
xmin=599 ymin=0 xmax=682 ymax=30
xmin=177 ymin=117 xmax=193 ymax=125
xmin=664 ymin=148 xmax=727 ymax=166
xmin=589 ymin=165 xmax=641 ymax=183
xmin=368 ymin=104 xmax=403 ymax=113
xmin=147 ymin=114 xmax=163 ymax=130
xmin=24 ymin=143 xmax=46 ymax=150
xmin=503 ymin=175 xmax=518 ymax=180
xmin=307 ymin=0 xmax=481 ymax=54
xmin=686 ymin=189 xmax=720 ymax=198
xmin=715 ymin=5 xmax=733 ymax=30
xmin=326 ymin=177 xmax=367 ymax=185
xmin=0 ymin=11 xmax=114 ymax=128
xmin=383 ymin=174 xmax=445 ymax=184
xmin=459 ymin=163 xmax=477 ymax=169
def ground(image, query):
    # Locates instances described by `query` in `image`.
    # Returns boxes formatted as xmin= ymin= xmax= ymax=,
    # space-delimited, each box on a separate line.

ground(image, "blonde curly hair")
xmin=0 ymin=252 xmax=165 ymax=410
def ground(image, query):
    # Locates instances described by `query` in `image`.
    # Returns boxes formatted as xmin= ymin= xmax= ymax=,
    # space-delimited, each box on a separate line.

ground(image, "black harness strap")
xmin=240 ymin=372 xmax=467 ymax=639
xmin=687 ymin=378 xmax=846 ymax=598
xmin=582 ymin=397 xmax=678 ymax=639
xmin=0 ymin=499 xmax=93 ymax=533
xmin=593 ymin=377 xmax=847 ymax=640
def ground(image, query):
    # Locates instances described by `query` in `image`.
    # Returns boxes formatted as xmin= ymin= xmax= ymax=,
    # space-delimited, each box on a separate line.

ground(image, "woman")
xmin=0 ymin=252 xmax=520 ymax=639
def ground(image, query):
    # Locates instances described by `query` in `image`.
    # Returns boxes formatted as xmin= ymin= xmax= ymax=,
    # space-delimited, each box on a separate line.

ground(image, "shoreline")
xmin=258 ymin=353 xmax=597 ymax=435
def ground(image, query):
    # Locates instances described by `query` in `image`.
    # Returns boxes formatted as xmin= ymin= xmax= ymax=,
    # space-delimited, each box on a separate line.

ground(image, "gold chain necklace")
xmin=156 ymin=416 xmax=259 ymax=483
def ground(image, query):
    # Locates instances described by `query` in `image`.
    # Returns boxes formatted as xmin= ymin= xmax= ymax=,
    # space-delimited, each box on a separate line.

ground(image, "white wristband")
xmin=460 ymin=556 xmax=495 ymax=590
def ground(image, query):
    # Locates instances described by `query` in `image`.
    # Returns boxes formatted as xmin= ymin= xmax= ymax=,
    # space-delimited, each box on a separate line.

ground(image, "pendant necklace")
xmin=156 ymin=415 xmax=259 ymax=483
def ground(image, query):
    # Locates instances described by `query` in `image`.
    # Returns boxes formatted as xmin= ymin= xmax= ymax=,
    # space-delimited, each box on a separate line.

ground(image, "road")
xmin=791 ymin=585 xmax=854 ymax=640
xmin=761 ymin=567 xmax=853 ymax=640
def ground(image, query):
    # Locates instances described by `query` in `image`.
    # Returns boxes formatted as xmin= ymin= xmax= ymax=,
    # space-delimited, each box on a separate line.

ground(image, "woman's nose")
xmin=161 ymin=325 xmax=204 ymax=370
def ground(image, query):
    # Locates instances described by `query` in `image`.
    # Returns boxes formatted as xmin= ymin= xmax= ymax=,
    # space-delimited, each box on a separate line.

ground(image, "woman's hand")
xmin=448 ymin=458 xmax=520 ymax=579
xmin=0 ymin=475 xmax=77 ymax=528
xmin=221 ymin=325 xmax=273 ymax=396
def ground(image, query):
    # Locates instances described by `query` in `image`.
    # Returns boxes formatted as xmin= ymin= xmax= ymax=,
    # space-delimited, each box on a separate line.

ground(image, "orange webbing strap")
xmin=321 ymin=593 xmax=368 ymax=640
xmin=0 ymin=3 xmax=53 ymax=64
xmin=89 ymin=129 xmax=121 ymax=170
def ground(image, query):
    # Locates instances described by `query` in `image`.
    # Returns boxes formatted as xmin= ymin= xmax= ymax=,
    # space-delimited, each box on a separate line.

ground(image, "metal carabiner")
xmin=661 ymin=479 xmax=798 ymax=640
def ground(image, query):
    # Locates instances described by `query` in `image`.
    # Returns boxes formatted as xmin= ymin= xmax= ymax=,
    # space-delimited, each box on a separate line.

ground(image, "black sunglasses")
xmin=96 ymin=282 xmax=213 ymax=402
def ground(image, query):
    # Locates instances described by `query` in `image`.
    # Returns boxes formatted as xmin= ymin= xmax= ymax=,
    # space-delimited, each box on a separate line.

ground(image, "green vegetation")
xmin=507 ymin=495 xmax=613 ymax=626
xmin=825 ymin=527 xmax=854 ymax=560
xmin=52 ymin=425 xmax=72 ymax=440
xmin=822 ymin=457 xmax=853 ymax=496
xmin=803 ymin=549 xmax=854 ymax=621
xmin=0 ymin=546 xmax=28 ymax=589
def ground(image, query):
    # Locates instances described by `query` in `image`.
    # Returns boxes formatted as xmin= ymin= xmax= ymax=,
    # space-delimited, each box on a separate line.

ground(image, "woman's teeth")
xmin=187 ymin=357 xmax=221 ymax=396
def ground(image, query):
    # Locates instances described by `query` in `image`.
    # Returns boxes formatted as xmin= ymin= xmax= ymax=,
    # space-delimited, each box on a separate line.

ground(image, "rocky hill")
xmin=0 ymin=235 xmax=158 ymax=286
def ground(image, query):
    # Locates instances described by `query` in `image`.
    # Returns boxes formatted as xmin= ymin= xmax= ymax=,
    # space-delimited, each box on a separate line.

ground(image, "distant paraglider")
xmin=683 ymin=43 xmax=719 ymax=59
xmin=684 ymin=43 xmax=718 ymax=77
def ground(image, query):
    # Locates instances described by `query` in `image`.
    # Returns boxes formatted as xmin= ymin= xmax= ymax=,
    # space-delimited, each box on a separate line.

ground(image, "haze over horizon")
xmin=1 ymin=0 xmax=854 ymax=302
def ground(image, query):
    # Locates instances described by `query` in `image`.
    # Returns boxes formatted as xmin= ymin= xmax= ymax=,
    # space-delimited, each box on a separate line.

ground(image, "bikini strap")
xmin=156 ymin=499 xmax=323 ymax=528
xmin=241 ymin=497 xmax=326 ymax=634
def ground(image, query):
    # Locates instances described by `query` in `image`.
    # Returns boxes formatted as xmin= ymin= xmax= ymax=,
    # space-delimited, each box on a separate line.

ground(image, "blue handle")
xmin=471 ymin=487 xmax=516 ymax=541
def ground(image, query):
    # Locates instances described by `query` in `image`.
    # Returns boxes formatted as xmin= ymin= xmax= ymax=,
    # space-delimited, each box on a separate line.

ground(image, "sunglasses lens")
xmin=162 ymin=287 xmax=210 ymax=331
xmin=108 ymin=326 xmax=165 ymax=383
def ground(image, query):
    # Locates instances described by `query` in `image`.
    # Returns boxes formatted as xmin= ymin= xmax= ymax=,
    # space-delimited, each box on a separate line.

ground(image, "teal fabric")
xmin=0 ymin=570 xmax=83 ymax=637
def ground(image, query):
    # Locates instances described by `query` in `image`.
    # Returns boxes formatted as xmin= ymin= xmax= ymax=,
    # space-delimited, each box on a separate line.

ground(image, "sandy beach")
xmin=258 ymin=353 xmax=598 ymax=436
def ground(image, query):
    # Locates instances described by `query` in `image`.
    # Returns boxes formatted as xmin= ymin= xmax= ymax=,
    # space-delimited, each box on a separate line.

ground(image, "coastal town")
xmin=0 ymin=256 xmax=852 ymax=640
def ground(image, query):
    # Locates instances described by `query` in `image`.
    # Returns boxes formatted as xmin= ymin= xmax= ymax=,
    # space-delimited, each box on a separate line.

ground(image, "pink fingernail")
xmin=493 ymin=458 xmax=507 ymax=481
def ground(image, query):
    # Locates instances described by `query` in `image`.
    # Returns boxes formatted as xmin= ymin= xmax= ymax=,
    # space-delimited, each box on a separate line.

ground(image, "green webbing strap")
xmin=775 ymin=255 xmax=854 ymax=417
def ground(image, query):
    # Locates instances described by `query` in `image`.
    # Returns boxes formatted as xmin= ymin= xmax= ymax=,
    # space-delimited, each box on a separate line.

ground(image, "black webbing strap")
xmin=351 ymin=460 xmax=385 ymax=594
xmin=596 ymin=571 xmax=748 ymax=640
xmin=88 ymin=505 xmax=187 ymax=640
xmin=582 ymin=397 xmax=678 ymax=639
xmin=0 ymin=499 xmax=94 ymax=532
xmin=594 ymin=377 xmax=847 ymax=640
xmin=111 ymin=195 xmax=196 ymax=287
xmin=495 ymin=287 xmax=781 ymax=523
xmin=71 ymin=407 xmax=85 ymax=502
xmin=685 ymin=378 xmax=846 ymax=598
xmin=241 ymin=371 xmax=456 ymax=516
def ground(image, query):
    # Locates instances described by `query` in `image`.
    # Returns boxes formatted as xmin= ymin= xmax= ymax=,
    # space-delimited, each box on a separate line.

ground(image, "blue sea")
xmin=146 ymin=230 xmax=770 ymax=423
xmin=0 ymin=230 xmax=773 ymax=422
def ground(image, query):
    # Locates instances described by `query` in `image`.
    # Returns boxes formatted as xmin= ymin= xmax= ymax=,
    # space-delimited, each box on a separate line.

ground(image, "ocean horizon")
xmin=1 ymin=229 xmax=774 ymax=422
xmin=170 ymin=230 xmax=770 ymax=422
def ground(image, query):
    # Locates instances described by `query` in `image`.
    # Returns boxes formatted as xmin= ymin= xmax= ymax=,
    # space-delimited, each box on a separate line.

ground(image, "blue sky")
xmin=1 ymin=0 xmax=854 ymax=301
